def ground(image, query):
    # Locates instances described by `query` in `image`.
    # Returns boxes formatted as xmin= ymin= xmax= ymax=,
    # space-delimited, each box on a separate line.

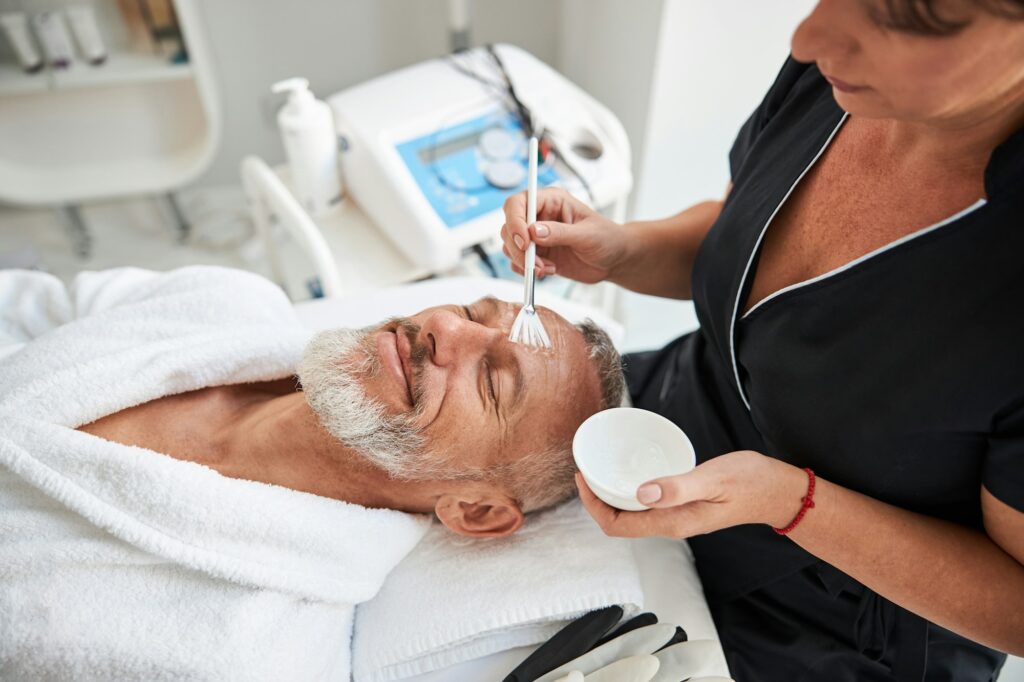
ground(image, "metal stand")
xmin=59 ymin=204 xmax=92 ymax=259
xmin=164 ymin=192 xmax=191 ymax=244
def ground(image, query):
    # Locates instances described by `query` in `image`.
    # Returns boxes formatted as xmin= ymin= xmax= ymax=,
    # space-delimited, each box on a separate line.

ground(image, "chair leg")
xmin=59 ymin=204 xmax=92 ymax=259
xmin=164 ymin=192 xmax=191 ymax=244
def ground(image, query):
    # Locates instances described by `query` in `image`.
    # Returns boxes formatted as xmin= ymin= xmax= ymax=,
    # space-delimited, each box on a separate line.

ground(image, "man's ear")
xmin=434 ymin=492 xmax=524 ymax=538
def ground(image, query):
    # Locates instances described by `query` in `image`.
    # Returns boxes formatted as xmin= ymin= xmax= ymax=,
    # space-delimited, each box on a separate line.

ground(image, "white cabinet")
xmin=0 ymin=0 xmax=219 ymax=205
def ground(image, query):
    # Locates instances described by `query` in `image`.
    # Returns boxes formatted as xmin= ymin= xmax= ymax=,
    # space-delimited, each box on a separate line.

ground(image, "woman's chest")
xmin=744 ymin=127 xmax=985 ymax=315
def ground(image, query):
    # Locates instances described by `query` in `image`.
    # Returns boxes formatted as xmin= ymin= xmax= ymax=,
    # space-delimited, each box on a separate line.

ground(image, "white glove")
xmin=586 ymin=654 xmax=660 ymax=682
xmin=651 ymin=640 xmax=726 ymax=682
xmin=553 ymin=655 xmax=661 ymax=682
xmin=535 ymin=624 xmax=676 ymax=682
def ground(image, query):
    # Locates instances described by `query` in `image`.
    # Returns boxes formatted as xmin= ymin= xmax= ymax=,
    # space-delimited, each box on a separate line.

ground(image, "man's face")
xmin=297 ymin=297 xmax=602 ymax=480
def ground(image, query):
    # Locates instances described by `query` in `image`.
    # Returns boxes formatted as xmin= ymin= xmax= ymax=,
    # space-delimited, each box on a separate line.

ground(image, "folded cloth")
xmin=0 ymin=266 xmax=431 ymax=680
xmin=351 ymin=499 xmax=645 ymax=682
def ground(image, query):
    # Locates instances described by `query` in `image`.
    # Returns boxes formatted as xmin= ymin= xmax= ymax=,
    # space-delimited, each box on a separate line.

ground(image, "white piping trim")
xmin=741 ymin=197 xmax=988 ymax=321
xmin=728 ymin=112 xmax=849 ymax=411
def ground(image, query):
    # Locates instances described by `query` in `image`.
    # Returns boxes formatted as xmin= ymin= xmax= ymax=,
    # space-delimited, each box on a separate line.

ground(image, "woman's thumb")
xmin=530 ymin=221 xmax=580 ymax=247
xmin=637 ymin=468 xmax=714 ymax=508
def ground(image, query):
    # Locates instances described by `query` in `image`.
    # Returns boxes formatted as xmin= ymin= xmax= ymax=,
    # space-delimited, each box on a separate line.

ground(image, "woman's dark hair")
xmin=880 ymin=0 xmax=1024 ymax=35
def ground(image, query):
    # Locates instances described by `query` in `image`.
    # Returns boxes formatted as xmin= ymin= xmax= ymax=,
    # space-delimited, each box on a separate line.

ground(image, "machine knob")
xmin=478 ymin=128 xmax=520 ymax=160
xmin=483 ymin=159 xmax=526 ymax=189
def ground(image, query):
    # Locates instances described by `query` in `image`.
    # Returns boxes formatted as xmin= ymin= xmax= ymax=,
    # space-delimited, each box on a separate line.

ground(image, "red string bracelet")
xmin=773 ymin=467 xmax=816 ymax=535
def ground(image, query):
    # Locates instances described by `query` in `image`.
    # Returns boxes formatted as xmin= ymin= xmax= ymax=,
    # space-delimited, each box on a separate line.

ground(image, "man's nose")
xmin=420 ymin=309 xmax=502 ymax=367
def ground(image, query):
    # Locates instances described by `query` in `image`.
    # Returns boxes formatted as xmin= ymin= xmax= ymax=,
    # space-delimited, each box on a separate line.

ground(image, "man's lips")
xmin=823 ymin=73 xmax=866 ymax=93
xmin=377 ymin=331 xmax=413 ymax=407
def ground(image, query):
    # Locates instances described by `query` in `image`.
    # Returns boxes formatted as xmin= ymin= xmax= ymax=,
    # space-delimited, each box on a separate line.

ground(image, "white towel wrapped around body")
xmin=0 ymin=267 xmax=430 ymax=680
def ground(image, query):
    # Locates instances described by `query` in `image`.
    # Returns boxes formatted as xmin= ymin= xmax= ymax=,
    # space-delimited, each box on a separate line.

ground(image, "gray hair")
xmin=299 ymin=318 xmax=625 ymax=514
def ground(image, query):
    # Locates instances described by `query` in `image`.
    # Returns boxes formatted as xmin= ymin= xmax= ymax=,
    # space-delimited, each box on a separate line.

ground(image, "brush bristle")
xmin=508 ymin=306 xmax=552 ymax=348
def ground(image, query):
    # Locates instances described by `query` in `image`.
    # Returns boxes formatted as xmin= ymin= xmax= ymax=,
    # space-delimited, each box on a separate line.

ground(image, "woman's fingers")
xmin=637 ymin=467 xmax=722 ymax=509
xmin=575 ymin=473 xmax=619 ymax=524
xmin=575 ymin=473 xmax=716 ymax=538
xmin=502 ymin=187 xmax=583 ymax=255
xmin=506 ymin=257 xmax=544 ymax=278
xmin=502 ymin=192 xmax=530 ymax=246
xmin=530 ymin=220 xmax=576 ymax=248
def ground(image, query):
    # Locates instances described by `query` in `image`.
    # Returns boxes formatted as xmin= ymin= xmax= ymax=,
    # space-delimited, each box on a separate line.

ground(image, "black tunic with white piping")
xmin=625 ymin=57 xmax=1023 ymax=681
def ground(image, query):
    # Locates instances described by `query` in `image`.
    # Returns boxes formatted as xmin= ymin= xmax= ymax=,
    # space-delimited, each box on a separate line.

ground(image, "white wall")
xmin=565 ymin=1 xmax=812 ymax=351
xmin=632 ymin=0 xmax=817 ymax=220
xmin=556 ymin=0 xmax=666 ymax=200
xmin=191 ymin=0 xmax=562 ymax=186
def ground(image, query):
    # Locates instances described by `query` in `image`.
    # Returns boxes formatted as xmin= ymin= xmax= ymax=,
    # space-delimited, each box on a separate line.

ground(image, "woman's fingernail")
xmin=637 ymin=484 xmax=662 ymax=504
xmin=535 ymin=223 xmax=549 ymax=238
xmin=513 ymin=235 xmax=524 ymax=250
xmin=544 ymin=264 xmax=556 ymax=275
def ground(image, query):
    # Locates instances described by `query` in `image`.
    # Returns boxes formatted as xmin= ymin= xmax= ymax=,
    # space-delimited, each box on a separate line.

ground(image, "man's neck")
xmin=215 ymin=388 xmax=435 ymax=513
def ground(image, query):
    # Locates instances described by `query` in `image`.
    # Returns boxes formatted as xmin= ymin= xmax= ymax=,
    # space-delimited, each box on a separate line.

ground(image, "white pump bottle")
xmin=272 ymin=77 xmax=343 ymax=217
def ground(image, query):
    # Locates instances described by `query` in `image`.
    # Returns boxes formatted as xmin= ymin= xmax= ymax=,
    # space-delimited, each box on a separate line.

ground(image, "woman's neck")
xmin=879 ymin=85 xmax=1024 ymax=175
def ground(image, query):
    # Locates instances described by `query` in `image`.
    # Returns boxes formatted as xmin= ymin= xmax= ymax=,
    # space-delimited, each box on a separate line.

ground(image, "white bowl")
xmin=573 ymin=407 xmax=696 ymax=511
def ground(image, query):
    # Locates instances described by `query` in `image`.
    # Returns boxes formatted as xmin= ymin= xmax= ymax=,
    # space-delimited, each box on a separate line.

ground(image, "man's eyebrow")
xmin=479 ymin=296 xmax=501 ymax=319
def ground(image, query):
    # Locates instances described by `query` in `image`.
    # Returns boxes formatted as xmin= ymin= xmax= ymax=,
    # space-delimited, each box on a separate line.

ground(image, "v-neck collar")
xmin=726 ymin=111 xmax=993 ymax=411
xmin=727 ymin=113 xmax=848 ymax=411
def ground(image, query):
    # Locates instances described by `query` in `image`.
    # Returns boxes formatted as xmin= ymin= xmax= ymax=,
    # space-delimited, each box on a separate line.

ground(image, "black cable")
xmin=486 ymin=44 xmax=535 ymax=137
xmin=446 ymin=54 xmax=506 ymax=92
xmin=485 ymin=45 xmax=596 ymax=204
xmin=472 ymin=243 xmax=499 ymax=278
xmin=438 ymin=45 xmax=598 ymax=205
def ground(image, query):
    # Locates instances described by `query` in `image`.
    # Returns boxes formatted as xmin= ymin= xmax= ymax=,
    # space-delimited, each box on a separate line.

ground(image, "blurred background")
xmin=0 ymin=1 xmax=1021 ymax=677
xmin=0 ymin=0 xmax=821 ymax=353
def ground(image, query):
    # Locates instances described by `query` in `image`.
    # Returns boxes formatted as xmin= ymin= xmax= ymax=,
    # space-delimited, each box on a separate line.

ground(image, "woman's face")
xmin=791 ymin=0 xmax=1024 ymax=126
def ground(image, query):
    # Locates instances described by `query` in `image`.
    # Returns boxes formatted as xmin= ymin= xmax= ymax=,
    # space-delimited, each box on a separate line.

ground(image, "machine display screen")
xmin=416 ymin=133 xmax=478 ymax=165
xmin=395 ymin=109 xmax=560 ymax=229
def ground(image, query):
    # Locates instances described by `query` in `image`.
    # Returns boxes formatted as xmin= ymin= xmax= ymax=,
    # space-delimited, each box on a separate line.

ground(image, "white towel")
xmin=0 ymin=266 xmax=431 ymax=680
xmin=352 ymin=499 xmax=645 ymax=682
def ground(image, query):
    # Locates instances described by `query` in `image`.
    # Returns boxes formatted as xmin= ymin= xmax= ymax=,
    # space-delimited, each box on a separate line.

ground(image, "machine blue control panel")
xmin=395 ymin=110 xmax=560 ymax=229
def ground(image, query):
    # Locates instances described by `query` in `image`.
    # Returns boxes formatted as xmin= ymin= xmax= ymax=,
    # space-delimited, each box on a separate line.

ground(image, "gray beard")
xmin=296 ymin=325 xmax=445 ymax=480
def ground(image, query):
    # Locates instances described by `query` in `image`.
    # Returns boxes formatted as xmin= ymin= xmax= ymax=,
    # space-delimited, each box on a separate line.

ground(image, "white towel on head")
xmin=351 ymin=499 xmax=645 ymax=682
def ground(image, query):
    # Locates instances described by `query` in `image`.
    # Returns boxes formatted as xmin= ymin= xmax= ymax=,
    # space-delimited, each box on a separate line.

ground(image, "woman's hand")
xmin=575 ymin=450 xmax=811 ymax=539
xmin=499 ymin=187 xmax=629 ymax=284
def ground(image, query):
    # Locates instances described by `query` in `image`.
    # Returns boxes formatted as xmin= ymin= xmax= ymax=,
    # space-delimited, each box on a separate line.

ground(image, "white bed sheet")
xmin=401 ymin=536 xmax=730 ymax=681
xmin=293 ymin=277 xmax=729 ymax=681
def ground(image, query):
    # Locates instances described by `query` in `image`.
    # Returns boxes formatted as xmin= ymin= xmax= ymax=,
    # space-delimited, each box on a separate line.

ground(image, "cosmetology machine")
xmin=327 ymin=43 xmax=633 ymax=272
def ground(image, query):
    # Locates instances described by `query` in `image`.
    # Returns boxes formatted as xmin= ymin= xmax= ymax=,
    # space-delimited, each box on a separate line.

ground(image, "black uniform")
xmin=625 ymin=57 xmax=1024 ymax=681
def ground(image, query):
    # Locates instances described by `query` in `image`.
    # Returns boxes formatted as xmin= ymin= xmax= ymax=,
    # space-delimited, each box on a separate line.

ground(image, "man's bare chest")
xmin=76 ymin=386 xmax=233 ymax=460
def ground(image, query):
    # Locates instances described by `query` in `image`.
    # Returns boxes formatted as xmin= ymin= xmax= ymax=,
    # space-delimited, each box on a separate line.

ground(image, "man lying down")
xmin=0 ymin=265 xmax=624 ymax=680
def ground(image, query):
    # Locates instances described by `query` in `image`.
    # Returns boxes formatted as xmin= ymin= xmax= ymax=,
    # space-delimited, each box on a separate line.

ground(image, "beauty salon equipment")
xmin=326 ymin=44 xmax=632 ymax=271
